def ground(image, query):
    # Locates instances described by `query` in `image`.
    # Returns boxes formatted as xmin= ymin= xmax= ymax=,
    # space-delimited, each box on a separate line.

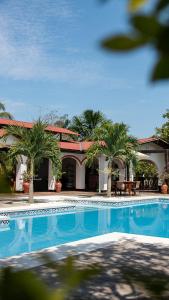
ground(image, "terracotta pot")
xmin=23 ymin=181 xmax=30 ymax=193
xmin=55 ymin=181 xmax=62 ymax=193
xmin=161 ymin=182 xmax=168 ymax=194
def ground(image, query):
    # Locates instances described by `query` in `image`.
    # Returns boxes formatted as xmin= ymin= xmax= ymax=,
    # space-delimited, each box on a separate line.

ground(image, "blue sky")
xmin=0 ymin=0 xmax=169 ymax=138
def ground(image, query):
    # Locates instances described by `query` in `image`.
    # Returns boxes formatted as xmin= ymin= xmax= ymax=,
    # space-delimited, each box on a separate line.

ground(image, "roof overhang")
xmin=0 ymin=118 xmax=79 ymax=136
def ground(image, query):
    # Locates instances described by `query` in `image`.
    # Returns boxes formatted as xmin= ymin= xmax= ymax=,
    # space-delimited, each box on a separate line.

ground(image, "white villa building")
xmin=0 ymin=118 xmax=168 ymax=193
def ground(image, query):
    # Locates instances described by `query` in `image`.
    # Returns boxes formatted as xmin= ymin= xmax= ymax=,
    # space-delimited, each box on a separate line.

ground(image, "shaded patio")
xmin=32 ymin=239 xmax=169 ymax=299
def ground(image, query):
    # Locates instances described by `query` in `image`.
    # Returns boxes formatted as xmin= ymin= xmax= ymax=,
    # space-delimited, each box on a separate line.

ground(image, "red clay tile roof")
xmin=138 ymin=137 xmax=169 ymax=145
xmin=138 ymin=137 xmax=159 ymax=144
xmin=59 ymin=141 xmax=94 ymax=151
xmin=0 ymin=118 xmax=79 ymax=136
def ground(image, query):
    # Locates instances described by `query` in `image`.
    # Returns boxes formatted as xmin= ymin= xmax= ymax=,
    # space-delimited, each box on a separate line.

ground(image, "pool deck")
xmin=33 ymin=237 xmax=169 ymax=299
xmin=1 ymin=233 xmax=169 ymax=299
xmin=0 ymin=191 xmax=167 ymax=209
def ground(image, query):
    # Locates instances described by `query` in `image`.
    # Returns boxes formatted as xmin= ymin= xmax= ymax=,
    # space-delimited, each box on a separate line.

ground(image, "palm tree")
xmin=0 ymin=102 xmax=13 ymax=119
xmin=86 ymin=122 xmax=138 ymax=197
xmin=70 ymin=109 xmax=106 ymax=140
xmin=6 ymin=119 xmax=61 ymax=203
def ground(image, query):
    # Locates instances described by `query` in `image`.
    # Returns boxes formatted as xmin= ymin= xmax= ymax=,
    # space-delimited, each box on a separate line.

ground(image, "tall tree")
xmin=0 ymin=102 xmax=13 ymax=119
xmin=6 ymin=119 xmax=61 ymax=203
xmin=156 ymin=109 xmax=169 ymax=142
xmin=43 ymin=110 xmax=70 ymax=128
xmin=70 ymin=109 xmax=106 ymax=140
xmin=86 ymin=122 xmax=138 ymax=197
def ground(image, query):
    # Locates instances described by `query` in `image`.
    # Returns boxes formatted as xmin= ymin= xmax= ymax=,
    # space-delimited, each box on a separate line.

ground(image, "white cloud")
xmin=0 ymin=0 xmax=79 ymax=80
xmin=0 ymin=0 xmax=133 ymax=90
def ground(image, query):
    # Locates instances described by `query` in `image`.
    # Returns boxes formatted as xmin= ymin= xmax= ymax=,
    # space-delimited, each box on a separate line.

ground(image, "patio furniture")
xmin=116 ymin=181 xmax=126 ymax=195
xmin=123 ymin=181 xmax=134 ymax=196
xmin=111 ymin=181 xmax=117 ymax=195
xmin=132 ymin=181 xmax=140 ymax=195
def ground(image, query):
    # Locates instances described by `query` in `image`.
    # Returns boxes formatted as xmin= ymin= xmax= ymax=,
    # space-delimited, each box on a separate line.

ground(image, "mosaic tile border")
xmin=64 ymin=198 xmax=169 ymax=207
xmin=0 ymin=206 xmax=77 ymax=218
xmin=0 ymin=198 xmax=169 ymax=219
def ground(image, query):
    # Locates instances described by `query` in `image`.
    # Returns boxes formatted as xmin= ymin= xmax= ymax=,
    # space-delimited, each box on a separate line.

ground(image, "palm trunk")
xmin=107 ymin=160 xmax=112 ymax=197
xmin=29 ymin=158 xmax=34 ymax=204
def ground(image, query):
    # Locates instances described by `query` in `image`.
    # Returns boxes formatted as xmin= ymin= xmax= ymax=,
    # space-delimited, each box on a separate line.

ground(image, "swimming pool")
xmin=0 ymin=199 xmax=169 ymax=259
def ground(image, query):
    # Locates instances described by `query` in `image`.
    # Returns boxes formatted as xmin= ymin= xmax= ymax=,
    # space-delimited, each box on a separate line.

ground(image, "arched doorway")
xmin=135 ymin=160 xmax=158 ymax=191
xmin=62 ymin=158 xmax=76 ymax=190
xmin=85 ymin=159 xmax=99 ymax=191
xmin=34 ymin=158 xmax=49 ymax=192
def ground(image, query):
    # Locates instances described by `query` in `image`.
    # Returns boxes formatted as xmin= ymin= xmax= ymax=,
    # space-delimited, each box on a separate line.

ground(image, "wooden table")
xmin=123 ymin=181 xmax=135 ymax=195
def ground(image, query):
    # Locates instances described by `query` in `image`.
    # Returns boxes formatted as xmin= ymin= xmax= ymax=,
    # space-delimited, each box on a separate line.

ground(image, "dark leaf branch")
xmin=102 ymin=0 xmax=169 ymax=81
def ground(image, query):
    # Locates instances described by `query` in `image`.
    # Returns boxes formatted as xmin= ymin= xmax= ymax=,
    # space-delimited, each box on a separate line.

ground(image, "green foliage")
xmin=5 ymin=119 xmax=61 ymax=202
xmin=53 ymin=160 xmax=62 ymax=181
xmin=103 ymin=34 xmax=148 ymax=51
xmin=128 ymin=0 xmax=148 ymax=12
xmin=86 ymin=121 xmax=138 ymax=196
xmin=70 ymin=109 xmax=107 ymax=140
xmin=0 ymin=173 xmax=12 ymax=193
xmin=156 ymin=109 xmax=169 ymax=142
xmin=0 ymin=151 xmax=16 ymax=193
xmin=22 ymin=171 xmax=30 ymax=182
xmin=0 ymin=267 xmax=48 ymax=300
xmin=1 ymin=255 xmax=169 ymax=299
xmin=102 ymin=0 xmax=169 ymax=81
xmin=0 ymin=102 xmax=13 ymax=120
xmin=135 ymin=160 xmax=158 ymax=178
xmin=0 ymin=256 xmax=99 ymax=300
xmin=87 ymin=122 xmax=137 ymax=164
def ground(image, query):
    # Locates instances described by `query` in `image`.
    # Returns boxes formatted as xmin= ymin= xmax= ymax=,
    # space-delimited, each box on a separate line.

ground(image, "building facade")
xmin=0 ymin=119 xmax=168 ymax=192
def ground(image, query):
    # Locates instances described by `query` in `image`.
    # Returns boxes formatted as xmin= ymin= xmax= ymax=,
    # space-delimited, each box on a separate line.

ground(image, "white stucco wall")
xmin=0 ymin=135 xmax=18 ymax=146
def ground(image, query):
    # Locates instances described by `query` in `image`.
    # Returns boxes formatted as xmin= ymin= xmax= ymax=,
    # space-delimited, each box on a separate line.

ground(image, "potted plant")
xmin=22 ymin=171 xmax=30 ymax=193
xmin=159 ymin=171 xmax=169 ymax=194
xmin=54 ymin=163 xmax=62 ymax=193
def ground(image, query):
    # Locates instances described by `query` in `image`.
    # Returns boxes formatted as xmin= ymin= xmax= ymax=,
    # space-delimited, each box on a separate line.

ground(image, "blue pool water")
xmin=0 ymin=200 xmax=169 ymax=259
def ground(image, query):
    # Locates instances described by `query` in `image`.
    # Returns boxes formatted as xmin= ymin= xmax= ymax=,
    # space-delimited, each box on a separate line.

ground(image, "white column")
xmin=15 ymin=155 xmax=27 ymax=191
xmin=129 ymin=161 xmax=134 ymax=181
xmin=48 ymin=160 xmax=55 ymax=190
xmin=76 ymin=163 xmax=85 ymax=189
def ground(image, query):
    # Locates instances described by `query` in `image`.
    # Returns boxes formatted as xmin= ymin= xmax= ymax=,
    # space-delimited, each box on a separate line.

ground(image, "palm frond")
xmin=0 ymin=112 xmax=13 ymax=119
xmin=0 ymin=102 xmax=5 ymax=111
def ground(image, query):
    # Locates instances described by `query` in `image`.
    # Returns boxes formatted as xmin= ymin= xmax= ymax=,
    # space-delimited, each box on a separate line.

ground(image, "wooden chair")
xmin=132 ymin=181 xmax=140 ymax=195
xmin=116 ymin=181 xmax=126 ymax=195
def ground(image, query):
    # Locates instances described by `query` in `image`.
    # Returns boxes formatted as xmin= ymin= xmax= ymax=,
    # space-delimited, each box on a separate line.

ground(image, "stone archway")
xmin=62 ymin=157 xmax=77 ymax=190
xmin=135 ymin=159 xmax=159 ymax=191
